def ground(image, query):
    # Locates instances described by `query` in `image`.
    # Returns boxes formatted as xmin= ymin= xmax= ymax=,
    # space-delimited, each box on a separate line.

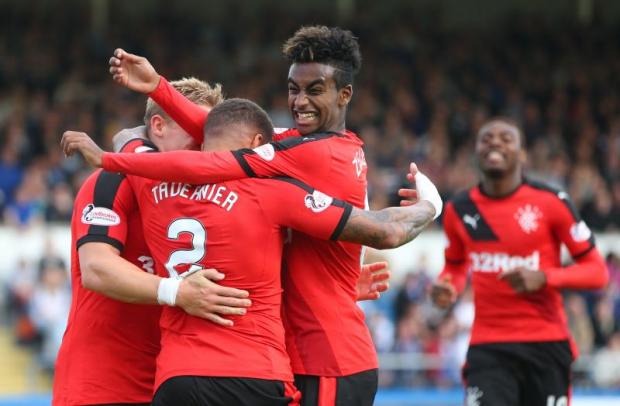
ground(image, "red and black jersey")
xmin=53 ymin=140 xmax=161 ymax=406
xmin=102 ymin=78 xmax=377 ymax=376
xmin=440 ymin=179 xmax=607 ymax=353
xmin=127 ymin=173 xmax=352 ymax=390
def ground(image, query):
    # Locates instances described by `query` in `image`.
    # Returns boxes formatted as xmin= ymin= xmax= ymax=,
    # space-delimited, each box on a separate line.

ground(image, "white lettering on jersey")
xmin=304 ymin=190 xmax=334 ymax=213
xmin=81 ymin=204 xmax=121 ymax=226
xmin=253 ymin=143 xmax=275 ymax=161
xmin=151 ymin=182 xmax=239 ymax=211
xmin=570 ymin=221 xmax=592 ymax=242
xmin=352 ymin=148 xmax=367 ymax=178
xmin=514 ymin=204 xmax=542 ymax=234
xmin=469 ymin=251 xmax=540 ymax=273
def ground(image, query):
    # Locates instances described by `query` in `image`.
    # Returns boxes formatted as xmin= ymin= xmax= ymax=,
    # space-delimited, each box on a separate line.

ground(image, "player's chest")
xmin=460 ymin=199 xmax=554 ymax=254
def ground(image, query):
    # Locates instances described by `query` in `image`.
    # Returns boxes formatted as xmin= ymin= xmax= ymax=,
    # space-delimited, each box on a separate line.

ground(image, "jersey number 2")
xmin=165 ymin=218 xmax=206 ymax=278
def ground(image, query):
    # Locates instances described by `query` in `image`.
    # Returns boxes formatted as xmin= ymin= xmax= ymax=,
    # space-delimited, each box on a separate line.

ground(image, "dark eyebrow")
xmin=287 ymin=78 xmax=326 ymax=88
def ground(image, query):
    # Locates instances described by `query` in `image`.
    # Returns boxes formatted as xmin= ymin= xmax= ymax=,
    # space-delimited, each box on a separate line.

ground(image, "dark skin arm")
xmin=340 ymin=201 xmax=436 ymax=249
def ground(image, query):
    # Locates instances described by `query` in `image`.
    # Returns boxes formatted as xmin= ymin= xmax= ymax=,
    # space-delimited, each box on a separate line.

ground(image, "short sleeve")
xmin=231 ymin=136 xmax=331 ymax=184
xmin=259 ymin=177 xmax=352 ymax=241
xmin=74 ymin=171 xmax=137 ymax=252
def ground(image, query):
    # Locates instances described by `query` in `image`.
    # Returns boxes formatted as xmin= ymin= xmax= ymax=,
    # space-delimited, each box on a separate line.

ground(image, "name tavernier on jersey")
xmin=151 ymin=181 xmax=239 ymax=211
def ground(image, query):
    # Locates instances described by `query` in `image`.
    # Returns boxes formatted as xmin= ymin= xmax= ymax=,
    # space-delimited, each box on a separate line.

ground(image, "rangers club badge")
xmin=514 ymin=204 xmax=542 ymax=234
xmin=304 ymin=190 xmax=333 ymax=213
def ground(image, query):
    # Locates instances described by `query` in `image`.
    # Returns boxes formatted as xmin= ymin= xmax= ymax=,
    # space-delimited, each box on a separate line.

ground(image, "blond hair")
xmin=144 ymin=77 xmax=224 ymax=127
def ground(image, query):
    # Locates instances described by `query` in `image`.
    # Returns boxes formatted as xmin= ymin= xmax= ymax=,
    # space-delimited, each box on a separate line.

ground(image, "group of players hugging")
xmin=53 ymin=25 xmax=607 ymax=406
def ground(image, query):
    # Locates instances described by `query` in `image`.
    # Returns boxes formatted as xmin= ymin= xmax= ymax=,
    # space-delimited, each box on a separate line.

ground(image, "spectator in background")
xmin=591 ymin=332 xmax=620 ymax=388
xmin=28 ymin=261 xmax=70 ymax=372
xmin=394 ymin=267 xmax=431 ymax=323
xmin=566 ymin=293 xmax=595 ymax=356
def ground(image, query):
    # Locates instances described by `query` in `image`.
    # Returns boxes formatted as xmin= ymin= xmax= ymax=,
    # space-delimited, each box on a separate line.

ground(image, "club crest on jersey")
xmin=253 ymin=144 xmax=275 ymax=161
xmin=81 ymin=204 xmax=120 ymax=226
xmin=514 ymin=204 xmax=542 ymax=234
xmin=352 ymin=149 xmax=367 ymax=178
xmin=570 ymin=220 xmax=592 ymax=242
xmin=304 ymin=190 xmax=333 ymax=213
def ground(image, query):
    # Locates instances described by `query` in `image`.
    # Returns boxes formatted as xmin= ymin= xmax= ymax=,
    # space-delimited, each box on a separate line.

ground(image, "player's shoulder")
xmin=523 ymin=177 xmax=572 ymax=203
xmin=272 ymin=130 xmax=345 ymax=150
xmin=75 ymin=169 xmax=130 ymax=206
xmin=119 ymin=137 xmax=158 ymax=154
xmin=446 ymin=187 xmax=475 ymax=212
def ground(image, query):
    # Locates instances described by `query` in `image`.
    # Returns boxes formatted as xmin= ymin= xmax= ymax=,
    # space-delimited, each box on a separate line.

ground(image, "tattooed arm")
xmin=339 ymin=200 xmax=436 ymax=249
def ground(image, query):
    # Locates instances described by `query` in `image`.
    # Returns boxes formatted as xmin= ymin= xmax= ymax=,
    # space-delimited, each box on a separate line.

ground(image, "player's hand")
xmin=398 ymin=163 xmax=419 ymax=207
xmin=176 ymin=268 xmax=251 ymax=327
xmin=498 ymin=268 xmax=547 ymax=293
xmin=61 ymin=131 xmax=104 ymax=167
xmin=431 ymin=275 xmax=457 ymax=309
xmin=109 ymin=48 xmax=160 ymax=94
xmin=356 ymin=261 xmax=390 ymax=301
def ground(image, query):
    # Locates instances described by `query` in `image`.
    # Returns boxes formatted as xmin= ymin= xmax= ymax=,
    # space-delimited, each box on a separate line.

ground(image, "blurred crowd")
xmin=362 ymin=251 xmax=620 ymax=388
xmin=0 ymin=1 xmax=619 ymax=388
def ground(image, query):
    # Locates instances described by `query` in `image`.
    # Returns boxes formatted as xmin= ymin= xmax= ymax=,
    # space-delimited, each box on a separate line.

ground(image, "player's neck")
xmin=480 ymin=171 xmax=523 ymax=198
xmin=202 ymin=139 xmax=241 ymax=152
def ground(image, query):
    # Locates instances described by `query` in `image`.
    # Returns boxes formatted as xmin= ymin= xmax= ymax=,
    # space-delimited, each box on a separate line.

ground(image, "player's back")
xmin=53 ymin=169 xmax=161 ymax=406
xmin=130 ymin=174 xmax=351 ymax=390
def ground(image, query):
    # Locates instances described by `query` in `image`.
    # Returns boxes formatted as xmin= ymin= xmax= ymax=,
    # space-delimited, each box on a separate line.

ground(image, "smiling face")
xmin=287 ymin=62 xmax=351 ymax=135
xmin=475 ymin=120 xmax=525 ymax=179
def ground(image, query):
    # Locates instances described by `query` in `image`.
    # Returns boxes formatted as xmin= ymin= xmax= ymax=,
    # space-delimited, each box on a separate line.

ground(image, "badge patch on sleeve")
xmin=570 ymin=221 xmax=592 ymax=242
xmin=81 ymin=204 xmax=121 ymax=226
xmin=304 ymin=190 xmax=333 ymax=213
xmin=253 ymin=144 xmax=275 ymax=161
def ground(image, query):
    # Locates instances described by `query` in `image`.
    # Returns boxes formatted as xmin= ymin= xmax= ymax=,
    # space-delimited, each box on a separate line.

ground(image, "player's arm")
xmin=500 ymin=191 xmax=608 ymax=293
xmin=542 ymin=193 xmax=608 ymax=289
xmin=61 ymin=131 xmax=327 ymax=185
xmin=431 ymin=202 xmax=468 ymax=308
xmin=75 ymin=172 xmax=250 ymax=326
xmin=79 ymin=243 xmax=250 ymax=326
xmin=269 ymin=164 xmax=441 ymax=249
xmin=109 ymin=48 xmax=207 ymax=143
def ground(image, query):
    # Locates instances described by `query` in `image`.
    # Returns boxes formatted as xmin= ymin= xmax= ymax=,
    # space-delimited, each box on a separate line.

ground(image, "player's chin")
xmin=481 ymin=166 xmax=508 ymax=179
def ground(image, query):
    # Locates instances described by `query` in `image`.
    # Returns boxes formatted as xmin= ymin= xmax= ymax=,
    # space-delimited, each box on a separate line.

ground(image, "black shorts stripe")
xmin=232 ymin=149 xmax=258 ymax=177
xmin=76 ymin=235 xmax=124 ymax=252
xmin=87 ymin=171 xmax=126 ymax=239
xmin=451 ymin=190 xmax=499 ymax=241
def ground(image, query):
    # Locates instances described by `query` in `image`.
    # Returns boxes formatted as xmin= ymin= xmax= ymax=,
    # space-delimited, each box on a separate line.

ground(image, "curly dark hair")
xmin=282 ymin=25 xmax=362 ymax=88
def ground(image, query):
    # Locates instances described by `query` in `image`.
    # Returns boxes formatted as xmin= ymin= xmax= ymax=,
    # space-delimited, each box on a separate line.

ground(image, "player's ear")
xmin=149 ymin=114 xmax=166 ymax=139
xmin=250 ymin=133 xmax=264 ymax=148
xmin=338 ymin=85 xmax=353 ymax=107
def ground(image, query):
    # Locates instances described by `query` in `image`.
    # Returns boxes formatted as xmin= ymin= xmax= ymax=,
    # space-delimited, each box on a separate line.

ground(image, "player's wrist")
xmin=157 ymin=277 xmax=181 ymax=306
xmin=415 ymin=172 xmax=443 ymax=220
